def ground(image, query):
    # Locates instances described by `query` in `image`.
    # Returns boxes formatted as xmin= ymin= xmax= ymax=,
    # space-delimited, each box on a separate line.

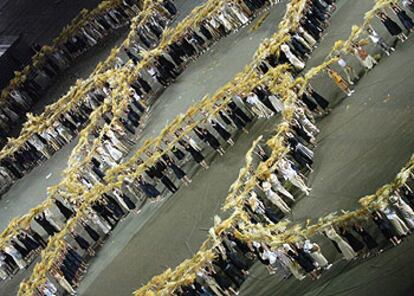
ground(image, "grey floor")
xmin=1 ymin=0 xmax=414 ymax=295
xmin=78 ymin=1 xmax=414 ymax=296
xmin=0 ymin=1 xmax=288 ymax=295
xmin=0 ymin=0 xmax=209 ymax=229
xmin=0 ymin=2 xmax=288 ymax=230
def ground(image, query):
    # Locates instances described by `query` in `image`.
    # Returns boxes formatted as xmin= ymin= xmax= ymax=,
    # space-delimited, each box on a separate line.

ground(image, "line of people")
xmin=0 ymin=0 xmax=145 ymax=148
xmin=135 ymin=1 xmax=414 ymax=294
xmin=0 ymin=0 xmax=284 ymax=288
xmin=0 ymin=0 xmax=179 ymax=196
xmin=170 ymin=177 xmax=414 ymax=296
xmin=168 ymin=13 xmax=414 ymax=296
xmin=9 ymin=1 xmax=336 ymax=294
xmin=0 ymin=0 xmax=280 ymax=196
xmin=326 ymin=1 xmax=414 ymax=96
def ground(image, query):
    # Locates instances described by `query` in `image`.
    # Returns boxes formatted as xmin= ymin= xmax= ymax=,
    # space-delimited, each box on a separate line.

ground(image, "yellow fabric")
xmin=131 ymin=1 xmax=405 ymax=295
xmin=13 ymin=0 xmax=403 ymax=294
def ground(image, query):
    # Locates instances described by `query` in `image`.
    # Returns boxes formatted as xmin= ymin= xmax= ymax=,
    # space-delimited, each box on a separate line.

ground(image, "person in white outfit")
xmin=303 ymin=240 xmax=332 ymax=269
xmin=39 ymin=279 xmax=58 ymax=296
xmin=266 ymin=173 xmax=295 ymax=201
xmin=248 ymin=192 xmax=274 ymax=224
xmin=351 ymin=43 xmax=378 ymax=70
xmin=226 ymin=2 xmax=250 ymax=26
xmin=296 ymin=107 xmax=319 ymax=135
xmin=4 ymin=245 xmax=26 ymax=269
xmin=383 ymin=207 xmax=410 ymax=236
xmin=389 ymin=194 xmax=414 ymax=229
xmin=335 ymin=55 xmax=359 ymax=85
xmin=366 ymin=25 xmax=394 ymax=56
xmin=245 ymin=93 xmax=274 ymax=118
xmin=324 ymin=226 xmax=357 ymax=261
xmin=107 ymin=129 xmax=129 ymax=153
xmin=96 ymin=146 xmax=117 ymax=167
xmin=0 ymin=255 xmax=9 ymax=280
xmin=88 ymin=210 xmax=111 ymax=234
xmin=280 ymin=44 xmax=305 ymax=70
xmin=268 ymin=94 xmax=284 ymax=113
xmin=262 ymin=181 xmax=291 ymax=214
xmin=278 ymin=158 xmax=311 ymax=195
xmin=298 ymin=26 xmax=317 ymax=47
xmin=103 ymin=140 xmax=123 ymax=162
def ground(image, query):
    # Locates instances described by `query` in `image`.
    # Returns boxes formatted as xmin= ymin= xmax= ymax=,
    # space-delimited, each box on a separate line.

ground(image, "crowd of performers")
xmin=1 ymin=0 xmax=414 ymax=295
xmin=0 ymin=0 xmax=149 ymax=147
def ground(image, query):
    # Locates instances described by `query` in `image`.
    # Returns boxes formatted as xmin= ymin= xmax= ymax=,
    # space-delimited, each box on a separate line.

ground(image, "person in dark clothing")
xmin=210 ymin=119 xmax=234 ymax=145
xmin=372 ymin=211 xmax=401 ymax=246
xmin=126 ymin=106 xmax=141 ymax=127
xmin=287 ymin=246 xmax=319 ymax=280
xmin=17 ymin=232 xmax=41 ymax=254
xmin=199 ymin=22 xmax=214 ymax=40
xmin=353 ymin=223 xmax=379 ymax=256
xmin=228 ymin=101 xmax=252 ymax=124
xmin=124 ymin=48 xmax=141 ymax=64
xmin=120 ymin=118 xmax=136 ymax=134
xmin=308 ymin=85 xmax=330 ymax=110
xmin=151 ymin=161 xmax=178 ymax=194
xmin=213 ymin=256 xmax=245 ymax=288
xmin=200 ymin=127 xmax=225 ymax=155
xmin=2 ymin=250 xmax=18 ymax=272
xmin=34 ymin=212 xmax=60 ymax=236
xmin=300 ymin=92 xmax=320 ymax=114
xmin=181 ymin=140 xmax=209 ymax=169
xmin=120 ymin=191 xmax=137 ymax=211
xmin=338 ymin=227 xmax=365 ymax=253
xmin=286 ymin=135 xmax=313 ymax=170
xmin=162 ymin=0 xmax=177 ymax=16
xmin=399 ymin=185 xmax=414 ymax=209
xmin=136 ymin=76 xmax=152 ymax=95
xmin=71 ymin=231 xmax=94 ymax=256
xmin=165 ymin=156 xmax=192 ymax=185
xmin=27 ymin=227 xmax=47 ymax=248
xmin=206 ymin=265 xmax=238 ymax=294
xmin=217 ymin=108 xmax=233 ymax=126
xmin=55 ymin=200 xmax=75 ymax=221
xmin=10 ymin=239 xmax=30 ymax=259
xmin=81 ymin=220 xmax=101 ymax=243
xmin=391 ymin=4 xmax=414 ymax=32
xmin=91 ymin=157 xmax=106 ymax=180
xmin=103 ymin=194 xmax=125 ymax=219
xmin=137 ymin=175 xmax=161 ymax=201
xmin=92 ymin=201 xmax=118 ymax=228
xmin=376 ymin=11 xmax=407 ymax=41
xmin=171 ymin=145 xmax=186 ymax=161
xmin=227 ymin=108 xmax=248 ymax=133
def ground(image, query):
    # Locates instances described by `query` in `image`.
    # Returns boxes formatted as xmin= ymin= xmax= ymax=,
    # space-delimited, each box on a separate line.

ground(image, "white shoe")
xmin=347 ymin=90 xmax=355 ymax=97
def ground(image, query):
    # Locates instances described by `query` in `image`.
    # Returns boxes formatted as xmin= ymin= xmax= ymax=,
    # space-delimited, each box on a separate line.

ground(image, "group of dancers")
xmin=0 ymin=0 xmax=148 ymax=147
xmin=0 ymin=0 xmax=337 ymax=294
xmin=0 ymin=0 xmax=286 ymax=290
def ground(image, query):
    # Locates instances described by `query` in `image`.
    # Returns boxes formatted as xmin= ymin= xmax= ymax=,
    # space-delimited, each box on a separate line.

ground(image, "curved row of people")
xmin=8 ymin=0 xmax=414 ymax=292
xmin=0 ymin=0 xmax=275 ymax=196
xmin=0 ymin=0 xmax=285 ymax=286
xmin=8 ymin=1 xmax=337 ymax=294
xmin=0 ymin=0 xmax=147 ymax=147
xmin=131 ymin=1 xmax=414 ymax=294
xmin=0 ymin=0 xmax=290 ymax=269
xmin=325 ymin=1 xmax=414 ymax=96
xmin=170 ymin=180 xmax=414 ymax=296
